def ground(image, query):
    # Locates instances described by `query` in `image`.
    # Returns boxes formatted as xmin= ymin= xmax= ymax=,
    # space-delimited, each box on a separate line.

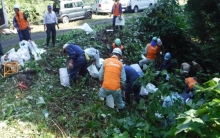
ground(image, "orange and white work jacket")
xmin=185 ymin=77 xmax=197 ymax=90
xmin=15 ymin=11 xmax=29 ymax=30
xmin=145 ymin=43 xmax=160 ymax=60
xmin=99 ymin=56 xmax=126 ymax=91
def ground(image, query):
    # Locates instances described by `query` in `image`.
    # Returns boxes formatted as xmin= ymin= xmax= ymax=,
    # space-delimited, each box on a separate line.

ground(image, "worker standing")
xmin=111 ymin=0 xmax=123 ymax=30
xmin=13 ymin=4 xmax=31 ymax=41
xmin=12 ymin=16 xmax=23 ymax=41
xmin=98 ymin=48 xmax=126 ymax=111
xmin=43 ymin=5 xmax=58 ymax=47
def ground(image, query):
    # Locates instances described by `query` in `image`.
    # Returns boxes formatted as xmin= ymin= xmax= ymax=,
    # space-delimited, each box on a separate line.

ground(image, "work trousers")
xmin=69 ymin=54 xmax=88 ymax=81
xmin=112 ymin=16 xmax=123 ymax=30
xmin=125 ymin=81 xmax=141 ymax=104
xmin=21 ymin=27 xmax=31 ymax=41
xmin=99 ymin=87 xmax=125 ymax=109
xmin=46 ymin=23 xmax=56 ymax=46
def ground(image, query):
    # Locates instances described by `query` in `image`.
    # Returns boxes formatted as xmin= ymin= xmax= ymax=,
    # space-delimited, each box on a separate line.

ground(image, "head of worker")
xmin=164 ymin=52 xmax=171 ymax=61
xmin=114 ymin=38 xmax=121 ymax=47
xmin=180 ymin=69 xmax=189 ymax=78
xmin=112 ymin=48 xmax=122 ymax=60
xmin=13 ymin=5 xmax=20 ymax=14
xmin=63 ymin=43 xmax=69 ymax=53
xmin=47 ymin=5 xmax=52 ymax=12
xmin=157 ymin=38 xmax=162 ymax=47
xmin=150 ymin=37 xmax=157 ymax=47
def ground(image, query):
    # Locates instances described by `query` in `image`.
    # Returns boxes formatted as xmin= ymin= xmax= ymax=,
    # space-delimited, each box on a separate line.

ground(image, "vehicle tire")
xmin=86 ymin=11 xmax=92 ymax=19
xmin=134 ymin=6 xmax=138 ymax=13
xmin=62 ymin=16 xmax=69 ymax=23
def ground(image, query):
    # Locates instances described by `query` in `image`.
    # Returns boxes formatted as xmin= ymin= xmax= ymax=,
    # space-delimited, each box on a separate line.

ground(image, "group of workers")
xmin=12 ymin=4 xmax=58 ymax=47
xmin=12 ymin=2 xmax=203 ymax=111
xmin=62 ymin=35 xmax=203 ymax=111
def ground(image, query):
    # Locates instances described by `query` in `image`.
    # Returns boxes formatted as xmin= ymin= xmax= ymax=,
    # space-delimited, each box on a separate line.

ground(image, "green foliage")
xmin=184 ymin=0 xmax=220 ymax=73
xmin=1 ymin=0 xmax=220 ymax=137
xmin=166 ymin=78 xmax=220 ymax=137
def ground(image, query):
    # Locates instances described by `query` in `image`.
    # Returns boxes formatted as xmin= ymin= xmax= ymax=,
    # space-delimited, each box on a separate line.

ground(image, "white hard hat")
xmin=157 ymin=38 xmax=162 ymax=46
xmin=63 ymin=43 xmax=68 ymax=49
xmin=13 ymin=4 xmax=20 ymax=9
xmin=112 ymin=48 xmax=122 ymax=56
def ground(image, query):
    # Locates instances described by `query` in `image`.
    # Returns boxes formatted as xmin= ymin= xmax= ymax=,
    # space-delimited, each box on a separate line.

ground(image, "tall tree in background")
xmin=185 ymin=0 xmax=220 ymax=44
xmin=185 ymin=0 xmax=220 ymax=72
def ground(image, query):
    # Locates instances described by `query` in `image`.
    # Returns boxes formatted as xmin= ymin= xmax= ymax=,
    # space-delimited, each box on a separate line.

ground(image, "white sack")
xmin=28 ymin=40 xmax=42 ymax=60
xmin=59 ymin=68 xmax=70 ymax=87
xmin=81 ymin=23 xmax=93 ymax=33
xmin=87 ymin=64 xmax=99 ymax=78
xmin=146 ymin=83 xmax=158 ymax=93
xmin=115 ymin=16 xmax=125 ymax=26
xmin=106 ymin=95 xmax=114 ymax=109
xmin=17 ymin=48 xmax=31 ymax=61
xmin=8 ymin=51 xmax=24 ymax=66
xmin=1 ymin=48 xmax=15 ymax=65
xmin=140 ymin=86 xmax=149 ymax=96
xmin=19 ymin=40 xmax=29 ymax=50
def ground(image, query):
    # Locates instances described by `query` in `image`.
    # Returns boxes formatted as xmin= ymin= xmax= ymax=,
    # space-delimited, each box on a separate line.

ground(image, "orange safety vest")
xmin=146 ymin=44 xmax=160 ymax=60
xmin=185 ymin=77 xmax=197 ymax=90
xmin=15 ymin=11 xmax=28 ymax=30
xmin=102 ymin=56 xmax=123 ymax=91
xmin=112 ymin=43 xmax=124 ymax=50
xmin=112 ymin=2 xmax=121 ymax=16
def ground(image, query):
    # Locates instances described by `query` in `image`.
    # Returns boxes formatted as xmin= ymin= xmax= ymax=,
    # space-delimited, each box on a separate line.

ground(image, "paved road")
xmin=1 ymin=19 xmax=111 ymax=48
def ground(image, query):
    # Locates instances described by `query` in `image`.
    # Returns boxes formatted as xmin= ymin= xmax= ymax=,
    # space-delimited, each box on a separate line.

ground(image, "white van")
xmin=120 ymin=0 xmax=157 ymax=13
xmin=91 ymin=0 xmax=113 ymax=14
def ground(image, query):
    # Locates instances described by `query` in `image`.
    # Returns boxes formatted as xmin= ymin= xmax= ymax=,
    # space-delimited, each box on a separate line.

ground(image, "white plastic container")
xmin=59 ymin=68 xmax=70 ymax=87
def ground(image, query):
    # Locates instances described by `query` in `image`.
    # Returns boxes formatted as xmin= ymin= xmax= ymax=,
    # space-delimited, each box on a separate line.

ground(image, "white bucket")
xmin=59 ymin=68 xmax=70 ymax=87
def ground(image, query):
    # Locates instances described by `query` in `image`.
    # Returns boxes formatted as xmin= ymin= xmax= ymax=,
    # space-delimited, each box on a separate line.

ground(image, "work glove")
xmin=119 ymin=16 xmax=122 ymax=21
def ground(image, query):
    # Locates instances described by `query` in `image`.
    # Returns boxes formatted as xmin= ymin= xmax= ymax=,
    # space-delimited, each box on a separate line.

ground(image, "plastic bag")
xmin=115 ymin=16 xmax=125 ymax=26
xmin=28 ymin=40 xmax=42 ymax=60
xmin=1 ymin=48 xmax=15 ymax=65
xmin=59 ymin=68 xmax=70 ymax=87
xmin=146 ymin=83 xmax=158 ymax=93
xmin=140 ymin=86 xmax=148 ymax=96
xmin=106 ymin=95 xmax=114 ymax=108
xmin=17 ymin=48 xmax=31 ymax=61
xmin=87 ymin=64 xmax=99 ymax=78
xmin=130 ymin=64 xmax=143 ymax=77
xmin=81 ymin=23 xmax=93 ymax=33
xmin=8 ymin=51 xmax=24 ymax=66
xmin=19 ymin=40 xmax=29 ymax=50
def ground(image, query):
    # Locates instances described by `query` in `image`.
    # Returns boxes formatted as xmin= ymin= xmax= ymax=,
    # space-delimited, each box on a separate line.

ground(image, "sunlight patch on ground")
xmin=0 ymin=120 xmax=55 ymax=138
